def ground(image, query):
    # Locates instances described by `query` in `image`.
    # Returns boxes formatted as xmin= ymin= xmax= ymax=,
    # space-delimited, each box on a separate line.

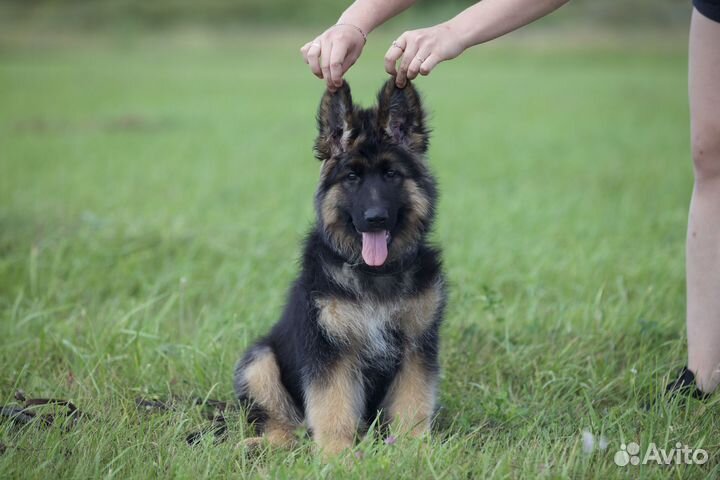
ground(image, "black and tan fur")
xmin=234 ymin=79 xmax=446 ymax=456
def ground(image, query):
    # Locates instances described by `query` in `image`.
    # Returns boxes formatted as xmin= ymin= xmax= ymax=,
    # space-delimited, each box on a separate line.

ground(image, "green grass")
xmin=1 ymin=24 xmax=719 ymax=478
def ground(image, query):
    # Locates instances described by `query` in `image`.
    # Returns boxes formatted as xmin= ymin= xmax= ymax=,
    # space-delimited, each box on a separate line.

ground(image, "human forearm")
xmin=338 ymin=0 xmax=417 ymax=35
xmin=447 ymin=0 xmax=571 ymax=50
xmin=304 ymin=0 xmax=572 ymax=90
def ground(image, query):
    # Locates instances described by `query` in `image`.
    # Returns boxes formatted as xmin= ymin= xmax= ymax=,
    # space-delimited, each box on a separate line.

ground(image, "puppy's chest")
xmin=315 ymin=286 xmax=441 ymax=358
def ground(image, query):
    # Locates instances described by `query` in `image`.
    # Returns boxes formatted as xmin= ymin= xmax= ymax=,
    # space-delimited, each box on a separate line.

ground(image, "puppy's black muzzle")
xmin=363 ymin=207 xmax=389 ymax=229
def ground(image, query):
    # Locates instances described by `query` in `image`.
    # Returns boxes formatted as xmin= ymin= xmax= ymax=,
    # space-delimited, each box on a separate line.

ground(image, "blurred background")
xmin=0 ymin=0 xmax=694 ymax=29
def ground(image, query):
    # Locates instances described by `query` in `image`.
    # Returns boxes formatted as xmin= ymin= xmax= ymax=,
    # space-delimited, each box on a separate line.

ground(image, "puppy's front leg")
xmin=384 ymin=349 xmax=438 ymax=437
xmin=305 ymin=358 xmax=363 ymax=457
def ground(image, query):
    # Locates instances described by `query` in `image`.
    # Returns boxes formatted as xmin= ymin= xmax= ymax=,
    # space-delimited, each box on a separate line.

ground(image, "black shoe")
xmin=665 ymin=366 xmax=711 ymax=400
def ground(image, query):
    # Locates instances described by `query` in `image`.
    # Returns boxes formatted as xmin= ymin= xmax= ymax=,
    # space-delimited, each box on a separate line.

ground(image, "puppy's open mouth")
xmin=360 ymin=230 xmax=391 ymax=267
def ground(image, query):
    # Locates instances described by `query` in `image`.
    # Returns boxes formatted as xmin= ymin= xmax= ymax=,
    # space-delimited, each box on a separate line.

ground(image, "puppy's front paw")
xmin=236 ymin=436 xmax=265 ymax=453
xmin=316 ymin=436 xmax=354 ymax=461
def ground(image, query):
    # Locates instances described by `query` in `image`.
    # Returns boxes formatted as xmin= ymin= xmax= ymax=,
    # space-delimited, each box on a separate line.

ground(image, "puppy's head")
xmin=314 ymin=79 xmax=436 ymax=268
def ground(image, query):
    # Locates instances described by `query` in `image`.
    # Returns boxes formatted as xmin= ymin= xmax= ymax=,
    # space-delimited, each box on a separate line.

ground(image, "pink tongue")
xmin=361 ymin=231 xmax=389 ymax=267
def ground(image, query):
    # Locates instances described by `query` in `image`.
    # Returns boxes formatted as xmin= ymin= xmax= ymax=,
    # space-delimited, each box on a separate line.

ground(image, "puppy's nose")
xmin=364 ymin=207 xmax=389 ymax=227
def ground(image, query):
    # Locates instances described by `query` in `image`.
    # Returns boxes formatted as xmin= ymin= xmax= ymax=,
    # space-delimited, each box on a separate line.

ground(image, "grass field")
xmin=1 ymin=24 xmax=719 ymax=479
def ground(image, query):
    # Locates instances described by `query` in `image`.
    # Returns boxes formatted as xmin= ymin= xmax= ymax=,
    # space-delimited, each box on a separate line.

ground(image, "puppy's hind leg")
xmin=234 ymin=345 xmax=301 ymax=449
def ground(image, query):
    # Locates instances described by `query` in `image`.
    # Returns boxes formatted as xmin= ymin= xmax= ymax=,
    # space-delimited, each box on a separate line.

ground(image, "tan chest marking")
xmin=315 ymin=282 xmax=442 ymax=353
xmin=398 ymin=283 xmax=443 ymax=338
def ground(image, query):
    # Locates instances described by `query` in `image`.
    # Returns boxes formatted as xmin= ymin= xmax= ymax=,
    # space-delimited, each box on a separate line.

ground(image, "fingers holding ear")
xmin=320 ymin=42 xmax=334 ymax=89
xmin=306 ymin=41 xmax=323 ymax=78
xmin=384 ymin=35 xmax=406 ymax=76
xmin=384 ymin=23 xmax=467 ymax=86
xmin=303 ymin=25 xmax=366 ymax=89
xmin=406 ymin=47 xmax=431 ymax=81
xmin=396 ymin=38 xmax=419 ymax=88
xmin=328 ymin=43 xmax=348 ymax=89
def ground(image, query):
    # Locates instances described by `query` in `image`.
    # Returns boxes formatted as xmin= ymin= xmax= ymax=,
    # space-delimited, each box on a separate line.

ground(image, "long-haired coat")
xmin=234 ymin=79 xmax=446 ymax=456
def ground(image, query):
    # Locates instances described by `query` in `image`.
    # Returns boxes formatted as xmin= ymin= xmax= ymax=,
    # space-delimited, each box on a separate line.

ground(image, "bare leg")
xmin=687 ymin=8 xmax=720 ymax=393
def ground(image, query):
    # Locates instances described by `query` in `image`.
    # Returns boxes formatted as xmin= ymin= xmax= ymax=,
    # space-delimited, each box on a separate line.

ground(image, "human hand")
xmin=384 ymin=22 xmax=465 ymax=88
xmin=300 ymin=24 xmax=367 ymax=92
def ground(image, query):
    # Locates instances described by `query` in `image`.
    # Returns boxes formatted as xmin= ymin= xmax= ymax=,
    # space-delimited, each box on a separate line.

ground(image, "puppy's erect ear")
xmin=376 ymin=79 xmax=429 ymax=155
xmin=314 ymin=83 xmax=355 ymax=161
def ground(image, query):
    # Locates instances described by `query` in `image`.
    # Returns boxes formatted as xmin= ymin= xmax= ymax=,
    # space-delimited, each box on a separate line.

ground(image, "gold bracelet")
xmin=332 ymin=23 xmax=368 ymax=44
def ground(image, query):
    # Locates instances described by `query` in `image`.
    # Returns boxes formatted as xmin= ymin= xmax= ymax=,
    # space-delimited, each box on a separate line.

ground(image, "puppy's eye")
xmin=347 ymin=172 xmax=359 ymax=181
xmin=385 ymin=169 xmax=398 ymax=179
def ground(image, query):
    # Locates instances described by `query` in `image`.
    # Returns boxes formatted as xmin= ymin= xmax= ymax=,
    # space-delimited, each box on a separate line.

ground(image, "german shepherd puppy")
xmin=234 ymin=78 xmax=446 ymax=456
